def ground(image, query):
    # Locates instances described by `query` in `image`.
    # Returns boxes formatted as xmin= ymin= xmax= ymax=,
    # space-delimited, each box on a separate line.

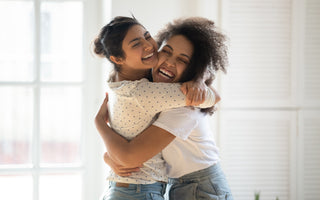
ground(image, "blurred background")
xmin=0 ymin=0 xmax=319 ymax=200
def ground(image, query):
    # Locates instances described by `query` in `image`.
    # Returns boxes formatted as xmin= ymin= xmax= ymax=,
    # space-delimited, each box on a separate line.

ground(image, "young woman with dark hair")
xmin=94 ymin=16 xmax=219 ymax=200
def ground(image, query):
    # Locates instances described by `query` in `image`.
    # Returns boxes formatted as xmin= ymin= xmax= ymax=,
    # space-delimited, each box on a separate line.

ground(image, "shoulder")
xmin=107 ymin=78 xmax=149 ymax=94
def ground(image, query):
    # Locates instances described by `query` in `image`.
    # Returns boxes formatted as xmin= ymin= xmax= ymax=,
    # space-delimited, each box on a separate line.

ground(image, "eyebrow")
xmin=128 ymin=31 xmax=150 ymax=45
xmin=165 ymin=44 xmax=191 ymax=59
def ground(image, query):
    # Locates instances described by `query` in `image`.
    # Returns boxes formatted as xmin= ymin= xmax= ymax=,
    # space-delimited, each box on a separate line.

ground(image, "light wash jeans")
xmin=167 ymin=163 xmax=233 ymax=200
xmin=101 ymin=181 xmax=167 ymax=200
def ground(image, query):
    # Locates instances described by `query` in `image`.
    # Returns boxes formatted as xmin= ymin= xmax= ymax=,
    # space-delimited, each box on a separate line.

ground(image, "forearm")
xmin=95 ymin=116 xmax=172 ymax=167
xmin=95 ymin=115 xmax=175 ymax=167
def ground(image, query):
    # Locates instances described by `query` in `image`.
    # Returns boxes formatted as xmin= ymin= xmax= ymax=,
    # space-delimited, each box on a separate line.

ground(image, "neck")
xmin=115 ymin=68 xmax=150 ymax=82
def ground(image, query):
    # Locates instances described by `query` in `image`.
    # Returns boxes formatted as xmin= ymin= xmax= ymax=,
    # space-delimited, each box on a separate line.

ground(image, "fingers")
xmin=116 ymin=172 xmax=132 ymax=177
xmin=199 ymin=89 xmax=206 ymax=104
xmin=187 ymin=87 xmax=204 ymax=106
xmin=180 ymin=84 xmax=187 ymax=95
xmin=114 ymin=166 xmax=141 ymax=177
xmin=105 ymin=92 xmax=109 ymax=102
xmin=98 ymin=94 xmax=110 ymax=123
xmin=102 ymin=92 xmax=109 ymax=105
xmin=186 ymin=87 xmax=194 ymax=106
xmin=182 ymin=82 xmax=207 ymax=106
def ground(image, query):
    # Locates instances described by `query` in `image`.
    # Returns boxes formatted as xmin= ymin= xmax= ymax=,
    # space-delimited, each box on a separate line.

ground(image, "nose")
xmin=165 ymin=56 xmax=176 ymax=68
xmin=143 ymin=40 xmax=153 ymax=51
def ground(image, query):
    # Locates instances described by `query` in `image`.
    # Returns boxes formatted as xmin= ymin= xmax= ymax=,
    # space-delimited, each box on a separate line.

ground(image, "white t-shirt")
xmin=106 ymin=78 xmax=216 ymax=184
xmin=153 ymin=107 xmax=220 ymax=178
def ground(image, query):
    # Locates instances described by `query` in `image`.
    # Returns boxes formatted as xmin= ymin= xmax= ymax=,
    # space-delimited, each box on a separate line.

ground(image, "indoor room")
xmin=0 ymin=0 xmax=319 ymax=200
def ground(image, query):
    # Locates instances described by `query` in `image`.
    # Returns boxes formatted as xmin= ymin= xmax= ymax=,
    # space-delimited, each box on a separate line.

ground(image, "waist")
xmin=169 ymin=163 xmax=222 ymax=184
xmin=109 ymin=181 xmax=167 ymax=195
xmin=107 ymin=157 xmax=168 ymax=184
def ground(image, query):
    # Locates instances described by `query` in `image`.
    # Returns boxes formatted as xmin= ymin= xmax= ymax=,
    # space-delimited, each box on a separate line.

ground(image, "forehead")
xmin=123 ymin=25 xmax=146 ymax=43
xmin=164 ymin=35 xmax=193 ymax=56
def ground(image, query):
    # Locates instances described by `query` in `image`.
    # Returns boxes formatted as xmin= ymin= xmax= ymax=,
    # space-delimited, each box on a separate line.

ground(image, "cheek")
xmin=153 ymin=59 xmax=164 ymax=72
xmin=157 ymin=54 xmax=166 ymax=64
xmin=177 ymin=64 xmax=187 ymax=77
xmin=151 ymin=39 xmax=158 ymax=49
xmin=127 ymin=51 xmax=142 ymax=62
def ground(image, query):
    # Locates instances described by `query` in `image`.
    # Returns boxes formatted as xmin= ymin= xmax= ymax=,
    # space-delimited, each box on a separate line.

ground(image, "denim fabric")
xmin=101 ymin=181 xmax=167 ymax=200
xmin=168 ymin=163 xmax=233 ymax=200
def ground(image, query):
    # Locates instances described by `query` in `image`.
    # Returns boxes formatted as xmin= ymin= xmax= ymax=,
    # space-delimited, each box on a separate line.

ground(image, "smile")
xmin=142 ymin=52 xmax=154 ymax=60
xmin=159 ymin=68 xmax=174 ymax=79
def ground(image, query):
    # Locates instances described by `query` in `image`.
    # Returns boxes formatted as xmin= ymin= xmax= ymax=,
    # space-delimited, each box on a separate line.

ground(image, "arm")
xmin=210 ymin=85 xmax=221 ymax=104
xmin=180 ymin=69 xmax=214 ymax=106
xmin=134 ymin=81 xmax=216 ymax=114
xmin=103 ymin=152 xmax=141 ymax=176
xmin=95 ymin=96 xmax=176 ymax=167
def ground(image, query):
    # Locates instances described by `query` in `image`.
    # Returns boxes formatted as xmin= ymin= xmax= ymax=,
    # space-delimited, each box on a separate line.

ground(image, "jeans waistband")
xmin=169 ymin=163 xmax=221 ymax=184
xmin=109 ymin=181 xmax=167 ymax=194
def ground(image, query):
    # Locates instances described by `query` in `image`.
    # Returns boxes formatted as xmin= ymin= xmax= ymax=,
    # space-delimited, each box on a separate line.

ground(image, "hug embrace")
xmin=94 ymin=16 xmax=233 ymax=200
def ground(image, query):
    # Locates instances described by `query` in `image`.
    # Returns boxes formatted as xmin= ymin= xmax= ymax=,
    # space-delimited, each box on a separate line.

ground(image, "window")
xmin=0 ymin=0 xmax=104 ymax=199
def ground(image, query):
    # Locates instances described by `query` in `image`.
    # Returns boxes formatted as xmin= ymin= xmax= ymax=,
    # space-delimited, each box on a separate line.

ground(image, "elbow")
xmin=94 ymin=115 xmax=104 ymax=130
xmin=115 ymin=149 xmax=144 ymax=168
xmin=210 ymin=87 xmax=220 ymax=105
xmin=215 ymin=93 xmax=221 ymax=104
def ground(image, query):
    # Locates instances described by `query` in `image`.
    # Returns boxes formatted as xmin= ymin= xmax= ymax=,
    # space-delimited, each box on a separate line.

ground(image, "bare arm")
xmin=103 ymin=152 xmax=141 ymax=176
xmin=180 ymin=69 xmax=215 ymax=106
xmin=210 ymin=85 xmax=221 ymax=104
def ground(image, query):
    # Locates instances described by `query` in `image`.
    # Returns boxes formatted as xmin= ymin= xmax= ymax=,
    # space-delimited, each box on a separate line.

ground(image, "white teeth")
xmin=143 ymin=53 xmax=153 ymax=59
xmin=159 ymin=68 xmax=174 ymax=78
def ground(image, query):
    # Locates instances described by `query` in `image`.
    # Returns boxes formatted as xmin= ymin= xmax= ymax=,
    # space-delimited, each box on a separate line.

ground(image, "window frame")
xmin=0 ymin=0 xmax=106 ymax=199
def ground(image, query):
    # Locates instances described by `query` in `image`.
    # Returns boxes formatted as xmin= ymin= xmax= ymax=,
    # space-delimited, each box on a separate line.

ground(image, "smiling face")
xmin=112 ymin=25 xmax=158 ymax=70
xmin=152 ymin=35 xmax=194 ymax=83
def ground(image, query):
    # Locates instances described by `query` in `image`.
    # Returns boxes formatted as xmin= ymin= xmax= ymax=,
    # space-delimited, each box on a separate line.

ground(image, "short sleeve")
xmin=153 ymin=107 xmax=199 ymax=140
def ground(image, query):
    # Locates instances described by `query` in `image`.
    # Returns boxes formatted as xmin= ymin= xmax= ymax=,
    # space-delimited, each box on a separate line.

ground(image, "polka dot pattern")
xmin=105 ymin=78 xmax=215 ymax=184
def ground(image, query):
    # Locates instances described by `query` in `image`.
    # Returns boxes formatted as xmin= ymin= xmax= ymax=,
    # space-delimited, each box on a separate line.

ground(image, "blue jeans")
xmin=101 ymin=181 xmax=167 ymax=200
xmin=168 ymin=163 xmax=233 ymax=200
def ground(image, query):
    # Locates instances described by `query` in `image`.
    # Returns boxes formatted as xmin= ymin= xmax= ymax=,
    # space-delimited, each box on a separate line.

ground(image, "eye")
xmin=145 ymin=34 xmax=152 ymax=40
xmin=178 ymin=58 xmax=189 ymax=64
xmin=161 ymin=49 xmax=171 ymax=55
xmin=132 ymin=42 xmax=141 ymax=48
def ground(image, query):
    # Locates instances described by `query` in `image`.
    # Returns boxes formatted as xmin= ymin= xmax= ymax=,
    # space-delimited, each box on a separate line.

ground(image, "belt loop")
xmin=136 ymin=184 xmax=141 ymax=193
xmin=162 ymin=183 xmax=167 ymax=195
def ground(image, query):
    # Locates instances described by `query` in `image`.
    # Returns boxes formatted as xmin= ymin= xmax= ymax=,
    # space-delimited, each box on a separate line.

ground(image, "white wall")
xmin=110 ymin=0 xmax=219 ymax=36
xmin=99 ymin=1 xmax=320 ymax=200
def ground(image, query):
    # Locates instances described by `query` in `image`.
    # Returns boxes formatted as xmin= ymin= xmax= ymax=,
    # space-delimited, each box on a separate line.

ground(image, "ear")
xmin=110 ymin=56 xmax=124 ymax=65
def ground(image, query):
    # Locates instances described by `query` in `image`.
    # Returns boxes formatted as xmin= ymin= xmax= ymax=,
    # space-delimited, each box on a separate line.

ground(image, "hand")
xmin=180 ymin=81 xmax=207 ymax=106
xmin=209 ymin=86 xmax=221 ymax=104
xmin=103 ymin=152 xmax=141 ymax=177
xmin=96 ymin=93 xmax=110 ymax=124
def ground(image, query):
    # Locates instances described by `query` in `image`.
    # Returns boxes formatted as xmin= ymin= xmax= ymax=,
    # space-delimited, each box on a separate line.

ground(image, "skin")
xmin=154 ymin=35 xmax=206 ymax=105
xmin=107 ymin=24 xmax=206 ymax=104
xmin=95 ymin=35 xmax=220 ymax=175
xmin=110 ymin=24 xmax=158 ymax=82
xmin=152 ymin=35 xmax=193 ymax=83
